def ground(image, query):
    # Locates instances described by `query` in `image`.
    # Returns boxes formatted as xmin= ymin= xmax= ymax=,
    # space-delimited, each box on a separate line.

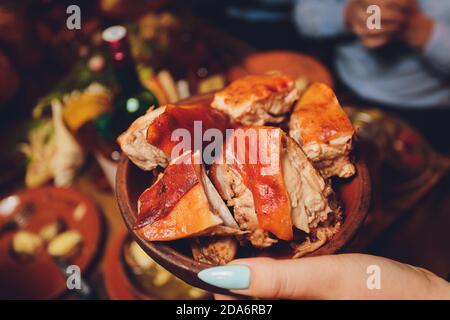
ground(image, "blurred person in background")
xmin=293 ymin=0 xmax=450 ymax=109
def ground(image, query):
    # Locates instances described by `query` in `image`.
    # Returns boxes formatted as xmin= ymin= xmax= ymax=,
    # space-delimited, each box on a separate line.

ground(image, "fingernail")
xmin=198 ymin=265 xmax=250 ymax=290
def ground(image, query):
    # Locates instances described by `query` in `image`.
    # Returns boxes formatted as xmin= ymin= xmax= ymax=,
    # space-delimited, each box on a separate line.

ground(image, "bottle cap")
xmin=102 ymin=25 xmax=130 ymax=63
xmin=102 ymin=25 xmax=127 ymax=43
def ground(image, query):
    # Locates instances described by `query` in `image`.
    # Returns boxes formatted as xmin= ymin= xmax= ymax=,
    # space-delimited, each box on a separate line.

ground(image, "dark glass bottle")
xmin=101 ymin=25 xmax=159 ymax=135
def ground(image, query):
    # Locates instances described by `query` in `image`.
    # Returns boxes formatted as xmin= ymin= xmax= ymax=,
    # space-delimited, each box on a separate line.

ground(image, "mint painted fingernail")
xmin=198 ymin=265 xmax=250 ymax=290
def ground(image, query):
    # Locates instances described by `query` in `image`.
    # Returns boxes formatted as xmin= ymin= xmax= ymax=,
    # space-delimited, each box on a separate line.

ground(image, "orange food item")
xmin=144 ymin=77 xmax=170 ymax=105
xmin=146 ymin=103 xmax=232 ymax=156
xmin=135 ymin=152 xmax=222 ymax=241
xmin=292 ymin=83 xmax=354 ymax=144
xmin=215 ymin=74 xmax=294 ymax=109
xmin=242 ymin=51 xmax=334 ymax=88
xmin=225 ymin=127 xmax=293 ymax=240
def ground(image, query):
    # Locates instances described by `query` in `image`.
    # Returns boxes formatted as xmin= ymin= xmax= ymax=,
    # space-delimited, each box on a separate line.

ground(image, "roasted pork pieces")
xmin=289 ymin=83 xmax=355 ymax=178
xmin=191 ymin=237 xmax=239 ymax=265
xmin=117 ymin=103 xmax=231 ymax=171
xmin=119 ymin=73 xmax=358 ymax=261
xmin=135 ymin=151 xmax=239 ymax=242
xmin=210 ymin=127 xmax=340 ymax=251
xmin=212 ymin=74 xmax=298 ymax=126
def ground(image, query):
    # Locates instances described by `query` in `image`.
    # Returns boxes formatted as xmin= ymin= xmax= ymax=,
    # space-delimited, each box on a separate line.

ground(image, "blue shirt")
xmin=293 ymin=0 xmax=450 ymax=108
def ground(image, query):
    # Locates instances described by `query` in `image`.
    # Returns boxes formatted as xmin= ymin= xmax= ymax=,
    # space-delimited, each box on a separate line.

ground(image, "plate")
xmin=0 ymin=186 xmax=102 ymax=299
xmin=103 ymin=229 xmax=145 ymax=300
xmin=103 ymin=229 xmax=211 ymax=300
xmin=228 ymin=50 xmax=334 ymax=87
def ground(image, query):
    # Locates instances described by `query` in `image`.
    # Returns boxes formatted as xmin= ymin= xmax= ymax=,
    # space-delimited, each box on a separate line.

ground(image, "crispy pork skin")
xmin=212 ymin=74 xmax=298 ymax=125
xmin=210 ymin=162 xmax=277 ymax=248
xmin=289 ymin=83 xmax=355 ymax=178
xmin=210 ymin=127 xmax=341 ymax=247
xmin=210 ymin=127 xmax=294 ymax=246
xmin=118 ymin=103 xmax=231 ymax=171
xmin=135 ymin=151 xmax=237 ymax=241
xmin=146 ymin=103 xmax=231 ymax=155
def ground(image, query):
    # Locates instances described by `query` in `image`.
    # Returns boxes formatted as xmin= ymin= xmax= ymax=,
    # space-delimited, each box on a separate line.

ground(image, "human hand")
xmin=344 ymin=0 xmax=415 ymax=48
xmin=197 ymin=254 xmax=450 ymax=300
xmin=398 ymin=3 xmax=434 ymax=49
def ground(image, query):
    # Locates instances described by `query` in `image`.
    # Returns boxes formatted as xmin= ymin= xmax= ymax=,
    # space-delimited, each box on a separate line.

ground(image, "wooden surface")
xmin=370 ymin=174 xmax=450 ymax=279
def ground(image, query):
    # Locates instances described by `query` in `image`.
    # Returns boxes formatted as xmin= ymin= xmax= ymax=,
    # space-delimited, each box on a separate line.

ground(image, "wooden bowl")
xmin=116 ymin=94 xmax=371 ymax=294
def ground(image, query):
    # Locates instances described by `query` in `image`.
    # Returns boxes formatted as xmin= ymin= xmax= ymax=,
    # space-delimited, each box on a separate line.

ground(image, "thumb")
xmin=198 ymin=254 xmax=450 ymax=299
xmin=228 ymin=256 xmax=340 ymax=299
xmin=199 ymin=255 xmax=347 ymax=299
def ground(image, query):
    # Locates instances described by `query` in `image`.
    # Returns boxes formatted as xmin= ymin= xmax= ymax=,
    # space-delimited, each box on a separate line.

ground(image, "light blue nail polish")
xmin=198 ymin=265 xmax=250 ymax=290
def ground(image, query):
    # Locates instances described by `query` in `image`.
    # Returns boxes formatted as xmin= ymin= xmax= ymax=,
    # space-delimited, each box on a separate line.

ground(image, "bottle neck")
xmin=103 ymin=26 xmax=141 ymax=93
xmin=114 ymin=60 xmax=141 ymax=94
xmin=110 ymin=49 xmax=141 ymax=94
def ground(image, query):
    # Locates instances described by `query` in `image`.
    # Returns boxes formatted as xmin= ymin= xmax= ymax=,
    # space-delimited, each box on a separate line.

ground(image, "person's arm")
xmin=292 ymin=0 xmax=350 ymax=38
xmin=198 ymin=254 xmax=450 ymax=300
xmin=420 ymin=21 xmax=450 ymax=77
xmin=400 ymin=10 xmax=450 ymax=77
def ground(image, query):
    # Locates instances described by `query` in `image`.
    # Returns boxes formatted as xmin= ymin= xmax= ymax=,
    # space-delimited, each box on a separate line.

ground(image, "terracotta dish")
xmin=228 ymin=50 xmax=334 ymax=88
xmin=0 ymin=186 xmax=102 ymax=299
xmin=116 ymin=93 xmax=370 ymax=294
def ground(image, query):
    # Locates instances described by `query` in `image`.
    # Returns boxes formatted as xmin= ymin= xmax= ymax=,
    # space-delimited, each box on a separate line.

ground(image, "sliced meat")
xmin=210 ymin=127 xmax=294 ymax=246
xmin=191 ymin=236 xmax=238 ymax=265
xmin=289 ymin=83 xmax=355 ymax=178
xmin=146 ymin=103 xmax=232 ymax=156
xmin=135 ymin=151 xmax=238 ymax=241
xmin=224 ymin=127 xmax=293 ymax=241
xmin=210 ymin=126 xmax=340 ymax=247
xmin=117 ymin=106 xmax=169 ymax=171
xmin=212 ymin=74 xmax=298 ymax=125
xmin=200 ymin=166 xmax=239 ymax=229
xmin=118 ymin=103 xmax=231 ymax=171
xmin=211 ymin=162 xmax=277 ymax=248
xmin=281 ymin=135 xmax=336 ymax=233
xmin=292 ymin=223 xmax=341 ymax=258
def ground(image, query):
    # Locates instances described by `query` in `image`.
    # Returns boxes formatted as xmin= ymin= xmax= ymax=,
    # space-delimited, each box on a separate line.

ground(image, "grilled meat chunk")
xmin=118 ymin=103 xmax=231 ymax=171
xmin=210 ymin=126 xmax=339 ymax=247
xmin=211 ymin=162 xmax=278 ymax=248
xmin=289 ymin=83 xmax=355 ymax=178
xmin=117 ymin=106 xmax=169 ymax=171
xmin=191 ymin=236 xmax=238 ymax=265
xmin=135 ymin=151 xmax=238 ymax=241
xmin=281 ymin=135 xmax=335 ymax=233
xmin=212 ymin=74 xmax=298 ymax=125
